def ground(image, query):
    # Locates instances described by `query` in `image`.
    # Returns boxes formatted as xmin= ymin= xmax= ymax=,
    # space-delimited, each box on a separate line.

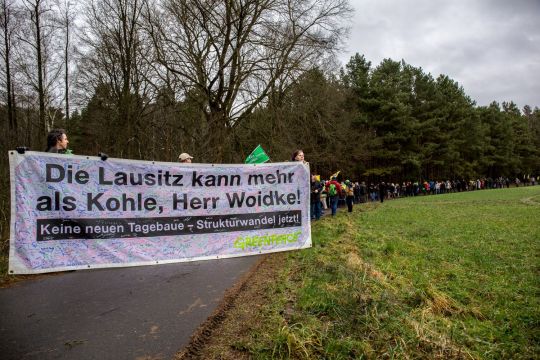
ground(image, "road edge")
xmin=174 ymin=254 xmax=269 ymax=359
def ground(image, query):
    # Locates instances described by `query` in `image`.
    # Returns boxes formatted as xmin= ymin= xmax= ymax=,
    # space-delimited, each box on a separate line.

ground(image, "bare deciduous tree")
xmin=55 ymin=0 xmax=77 ymax=124
xmin=19 ymin=0 xmax=63 ymax=133
xmin=79 ymin=0 xmax=156 ymax=158
xmin=146 ymin=0 xmax=351 ymax=161
xmin=0 ymin=0 xmax=18 ymax=134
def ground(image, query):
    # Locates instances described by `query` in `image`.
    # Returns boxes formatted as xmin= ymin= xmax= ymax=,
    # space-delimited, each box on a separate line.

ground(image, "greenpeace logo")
xmin=234 ymin=231 xmax=301 ymax=250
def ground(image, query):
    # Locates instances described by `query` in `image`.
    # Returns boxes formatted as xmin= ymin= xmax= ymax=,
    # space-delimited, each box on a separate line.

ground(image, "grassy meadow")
xmin=194 ymin=186 xmax=540 ymax=359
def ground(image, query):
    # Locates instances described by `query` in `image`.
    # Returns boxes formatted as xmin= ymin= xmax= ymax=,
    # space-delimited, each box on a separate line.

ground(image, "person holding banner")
xmin=46 ymin=129 xmax=70 ymax=154
xmin=291 ymin=149 xmax=307 ymax=164
xmin=178 ymin=153 xmax=194 ymax=163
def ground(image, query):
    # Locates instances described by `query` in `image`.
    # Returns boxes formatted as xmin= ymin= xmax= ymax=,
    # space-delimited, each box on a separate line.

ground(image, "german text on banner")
xmin=8 ymin=151 xmax=311 ymax=274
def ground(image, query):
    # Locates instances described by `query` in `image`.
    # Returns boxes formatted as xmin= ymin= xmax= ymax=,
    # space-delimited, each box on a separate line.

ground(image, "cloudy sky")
xmin=340 ymin=0 xmax=540 ymax=110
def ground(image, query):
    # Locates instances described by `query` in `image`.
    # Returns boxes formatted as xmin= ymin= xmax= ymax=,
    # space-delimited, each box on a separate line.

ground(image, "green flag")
xmin=245 ymin=144 xmax=270 ymax=164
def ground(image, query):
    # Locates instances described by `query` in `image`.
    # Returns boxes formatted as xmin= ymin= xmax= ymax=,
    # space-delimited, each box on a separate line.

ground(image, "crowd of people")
xmin=310 ymin=176 xmax=538 ymax=220
xmin=300 ymin=145 xmax=538 ymax=220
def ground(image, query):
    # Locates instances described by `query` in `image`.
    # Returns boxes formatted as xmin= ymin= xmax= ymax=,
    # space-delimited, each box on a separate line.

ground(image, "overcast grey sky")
xmin=340 ymin=0 xmax=540 ymax=110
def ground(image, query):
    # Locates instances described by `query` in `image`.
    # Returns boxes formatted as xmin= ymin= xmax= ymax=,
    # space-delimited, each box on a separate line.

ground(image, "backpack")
xmin=329 ymin=183 xmax=337 ymax=196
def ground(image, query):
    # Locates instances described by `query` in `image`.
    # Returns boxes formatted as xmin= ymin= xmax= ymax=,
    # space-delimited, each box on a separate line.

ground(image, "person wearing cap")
xmin=178 ymin=153 xmax=193 ymax=163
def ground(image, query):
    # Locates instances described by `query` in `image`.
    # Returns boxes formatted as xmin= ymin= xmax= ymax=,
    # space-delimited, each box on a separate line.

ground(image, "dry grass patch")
xmin=175 ymin=253 xmax=289 ymax=359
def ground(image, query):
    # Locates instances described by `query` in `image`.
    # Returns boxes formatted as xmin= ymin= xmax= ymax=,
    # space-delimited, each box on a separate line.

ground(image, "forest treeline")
xmin=1 ymin=0 xmax=539 ymax=246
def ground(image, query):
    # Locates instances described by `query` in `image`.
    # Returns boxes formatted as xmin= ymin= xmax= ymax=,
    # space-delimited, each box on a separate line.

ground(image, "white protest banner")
xmin=8 ymin=151 xmax=311 ymax=274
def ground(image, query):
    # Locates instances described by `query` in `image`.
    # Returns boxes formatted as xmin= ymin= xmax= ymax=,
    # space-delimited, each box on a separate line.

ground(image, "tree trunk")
xmin=33 ymin=0 xmax=46 ymax=133
xmin=2 ymin=0 xmax=15 ymax=133
xmin=64 ymin=19 xmax=69 ymax=124
xmin=205 ymin=110 xmax=230 ymax=163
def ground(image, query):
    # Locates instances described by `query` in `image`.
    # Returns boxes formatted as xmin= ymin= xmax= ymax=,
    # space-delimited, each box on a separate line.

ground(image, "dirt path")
xmin=175 ymin=253 xmax=286 ymax=359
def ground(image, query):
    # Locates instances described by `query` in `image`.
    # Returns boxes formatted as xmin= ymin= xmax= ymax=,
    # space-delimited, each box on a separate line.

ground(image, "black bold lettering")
xmin=36 ymin=196 xmax=52 ymax=211
xmin=192 ymin=171 xmax=203 ymax=186
xmin=248 ymin=174 xmax=264 ymax=185
xmin=144 ymin=173 xmax=156 ymax=186
xmin=144 ymin=197 xmax=157 ymax=211
xmin=274 ymin=191 xmax=286 ymax=205
xmin=173 ymin=193 xmax=188 ymax=210
xmin=75 ymin=170 xmax=89 ymax=184
xmin=99 ymin=167 xmax=113 ymax=185
xmin=172 ymin=174 xmax=183 ymax=186
xmin=106 ymin=198 xmax=120 ymax=211
xmin=46 ymin=164 xmax=65 ymax=183
xmin=226 ymin=192 xmax=245 ymax=207
xmin=87 ymin=192 xmax=105 ymax=210
xmin=63 ymin=196 xmax=76 ymax=211
xmin=114 ymin=172 xmax=128 ymax=185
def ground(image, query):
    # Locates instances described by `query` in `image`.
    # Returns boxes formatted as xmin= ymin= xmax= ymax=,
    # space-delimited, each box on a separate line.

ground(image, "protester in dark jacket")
xmin=378 ymin=182 xmax=386 ymax=203
xmin=344 ymin=180 xmax=354 ymax=212
xmin=310 ymin=175 xmax=323 ymax=220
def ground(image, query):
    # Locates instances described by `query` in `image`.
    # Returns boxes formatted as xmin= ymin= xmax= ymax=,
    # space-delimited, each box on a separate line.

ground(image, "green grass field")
xmin=206 ymin=187 xmax=540 ymax=359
